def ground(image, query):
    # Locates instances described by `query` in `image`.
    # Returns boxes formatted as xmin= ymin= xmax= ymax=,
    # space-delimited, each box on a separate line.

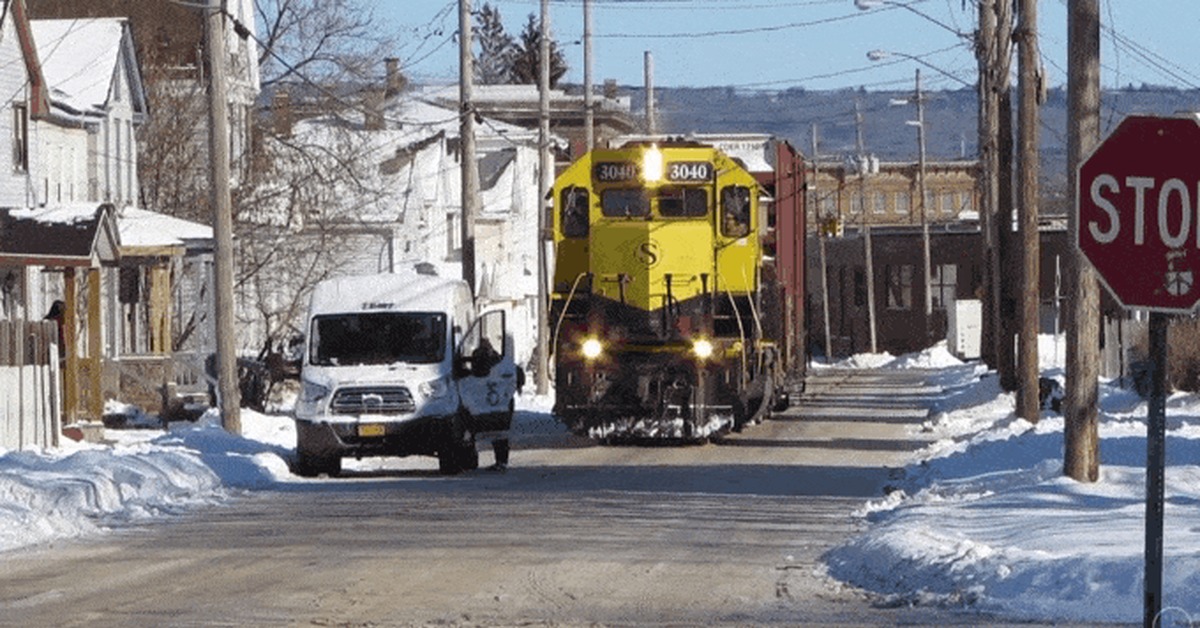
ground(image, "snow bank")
xmin=824 ymin=337 xmax=1200 ymax=625
xmin=0 ymin=395 xmax=556 ymax=555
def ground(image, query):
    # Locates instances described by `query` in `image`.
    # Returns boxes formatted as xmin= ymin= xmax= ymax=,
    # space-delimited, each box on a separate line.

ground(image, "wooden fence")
xmin=0 ymin=320 xmax=61 ymax=450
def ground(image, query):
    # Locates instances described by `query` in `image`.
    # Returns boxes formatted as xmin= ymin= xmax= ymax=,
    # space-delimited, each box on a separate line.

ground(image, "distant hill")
xmin=618 ymin=85 xmax=1200 ymax=214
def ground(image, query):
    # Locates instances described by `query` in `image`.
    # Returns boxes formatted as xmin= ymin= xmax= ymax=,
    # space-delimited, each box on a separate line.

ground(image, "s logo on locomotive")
xmin=635 ymin=241 xmax=661 ymax=268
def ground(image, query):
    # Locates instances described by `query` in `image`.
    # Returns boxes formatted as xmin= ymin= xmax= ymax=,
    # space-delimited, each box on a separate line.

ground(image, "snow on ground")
xmin=825 ymin=336 xmax=1200 ymax=626
xmin=0 ymin=393 xmax=557 ymax=554
xmin=0 ymin=335 xmax=1195 ymax=625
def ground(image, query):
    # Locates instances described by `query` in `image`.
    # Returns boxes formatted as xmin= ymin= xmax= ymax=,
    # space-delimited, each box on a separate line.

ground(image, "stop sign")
xmin=1077 ymin=115 xmax=1200 ymax=312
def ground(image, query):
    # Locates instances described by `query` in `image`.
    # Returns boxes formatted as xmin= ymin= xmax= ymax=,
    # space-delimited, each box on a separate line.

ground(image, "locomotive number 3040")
xmin=667 ymin=161 xmax=712 ymax=182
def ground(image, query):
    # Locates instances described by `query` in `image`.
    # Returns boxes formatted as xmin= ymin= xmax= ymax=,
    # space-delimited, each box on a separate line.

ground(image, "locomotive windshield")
xmin=601 ymin=189 xmax=650 ymax=218
xmin=310 ymin=312 xmax=446 ymax=366
xmin=658 ymin=187 xmax=708 ymax=217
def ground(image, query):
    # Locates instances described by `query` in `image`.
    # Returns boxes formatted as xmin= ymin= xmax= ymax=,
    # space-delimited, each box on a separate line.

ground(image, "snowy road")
xmin=0 ymin=368 xmax=1093 ymax=626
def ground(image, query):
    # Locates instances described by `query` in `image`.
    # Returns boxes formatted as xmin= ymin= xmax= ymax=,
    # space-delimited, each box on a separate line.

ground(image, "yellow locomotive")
xmin=550 ymin=138 xmax=807 ymax=440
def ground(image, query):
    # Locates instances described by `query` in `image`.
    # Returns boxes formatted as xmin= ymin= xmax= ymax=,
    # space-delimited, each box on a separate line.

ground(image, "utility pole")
xmin=459 ymin=0 xmax=479 ymax=294
xmin=813 ymin=125 xmax=832 ymax=360
xmin=206 ymin=0 xmax=239 ymax=434
xmin=856 ymin=100 xmax=878 ymax=353
xmin=915 ymin=68 xmax=932 ymax=343
xmin=1015 ymin=0 xmax=1041 ymax=422
xmin=583 ymin=0 xmax=594 ymax=151
xmin=992 ymin=0 xmax=1017 ymax=392
xmin=976 ymin=0 xmax=997 ymax=368
xmin=644 ymin=51 xmax=655 ymax=135
xmin=1064 ymin=0 xmax=1101 ymax=481
xmin=535 ymin=0 xmax=551 ymax=394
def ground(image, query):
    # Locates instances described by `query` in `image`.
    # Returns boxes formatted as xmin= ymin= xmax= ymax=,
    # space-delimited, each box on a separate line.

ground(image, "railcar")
xmin=550 ymin=137 xmax=807 ymax=441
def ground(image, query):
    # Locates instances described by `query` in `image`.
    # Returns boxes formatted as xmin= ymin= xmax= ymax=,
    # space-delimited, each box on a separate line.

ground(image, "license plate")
xmin=357 ymin=423 xmax=386 ymax=438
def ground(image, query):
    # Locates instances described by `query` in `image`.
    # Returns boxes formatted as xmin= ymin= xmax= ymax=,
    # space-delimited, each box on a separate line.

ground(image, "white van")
xmin=292 ymin=271 xmax=519 ymax=476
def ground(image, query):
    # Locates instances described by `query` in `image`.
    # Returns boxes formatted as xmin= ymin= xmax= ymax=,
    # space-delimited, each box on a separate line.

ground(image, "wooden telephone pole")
xmin=1064 ymin=0 xmax=1101 ymax=481
xmin=459 ymin=0 xmax=479 ymax=294
xmin=535 ymin=0 xmax=551 ymax=395
xmin=206 ymin=0 xmax=240 ymax=434
xmin=1015 ymin=0 xmax=1041 ymax=422
xmin=981 ymin=0 xmax=1017 ymax=392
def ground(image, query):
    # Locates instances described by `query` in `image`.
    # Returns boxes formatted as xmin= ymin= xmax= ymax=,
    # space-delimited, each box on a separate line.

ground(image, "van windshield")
xmin=310 ymin=312 xmax=446 ymax=366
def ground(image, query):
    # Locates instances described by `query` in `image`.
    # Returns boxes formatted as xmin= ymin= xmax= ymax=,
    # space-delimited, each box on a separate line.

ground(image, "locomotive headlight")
xmin=692 ymin=338 xmax=714 ymax=360
xmin=642 ymin=145 xmax=663 ymax=182
xmin=581 ymin=337 xmax=604 ymax=361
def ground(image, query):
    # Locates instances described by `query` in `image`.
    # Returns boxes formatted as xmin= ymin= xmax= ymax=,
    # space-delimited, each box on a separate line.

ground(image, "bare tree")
xmin=255 ymin=0 xmax=401 ymax=88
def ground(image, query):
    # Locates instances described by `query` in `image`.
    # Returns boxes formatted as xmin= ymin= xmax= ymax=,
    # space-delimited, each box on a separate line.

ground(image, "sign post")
xmin=1076 ymin=114 xmax=1200 ymax=628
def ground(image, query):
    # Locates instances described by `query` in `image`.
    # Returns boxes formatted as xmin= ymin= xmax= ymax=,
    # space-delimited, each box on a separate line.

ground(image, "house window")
xmin=873 ymin=191 xmax=887 ymax=214
xmin=960 ymin=192 xmax=974 ymax=213
xmin=885 ymin=264 xmax=913 ymax=310
xmin=895 ymin=191 xmax=910 ymax=216
xmin=942 ymin=192 xmax=956 ymax=215
xmin=447 ymin=212 xmax=461 ymax=256
xmin=847 ymin=190 xmax=861 ymax=215
xmin=931 ymin=264 xmax=957 ymax=310
xmin=820 ymin=193 xmax=836 ymax=218
xmin=12 ymin=104 xmax=27 ymax=173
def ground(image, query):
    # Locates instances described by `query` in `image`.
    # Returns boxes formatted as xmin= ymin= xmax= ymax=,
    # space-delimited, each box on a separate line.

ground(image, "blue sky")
xmin=384 ymin=0 xmax=1200 ymax=92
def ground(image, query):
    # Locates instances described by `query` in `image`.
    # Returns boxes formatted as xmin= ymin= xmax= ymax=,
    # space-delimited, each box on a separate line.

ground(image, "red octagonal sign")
xmin=1078 ymin=115 xmax=1200 ymax=312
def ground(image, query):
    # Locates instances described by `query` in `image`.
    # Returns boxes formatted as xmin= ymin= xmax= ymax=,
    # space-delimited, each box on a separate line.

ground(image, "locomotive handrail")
xmin=550 ymin=272 xmax=592 ymax=360
xmin=722 ymin=287 xmax=749 ymax=385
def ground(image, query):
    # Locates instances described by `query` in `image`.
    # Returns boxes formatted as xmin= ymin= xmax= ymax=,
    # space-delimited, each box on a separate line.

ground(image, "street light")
xmin=854 ymin=0 xmax=972 ymax=42
xmin=866 ymin=49 xmax=972 ymax=88
xmin=870 ymin=51 xmax=935 ymax=343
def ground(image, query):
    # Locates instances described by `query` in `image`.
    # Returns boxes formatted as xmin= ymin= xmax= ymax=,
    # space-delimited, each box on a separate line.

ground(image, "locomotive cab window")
xmin=721 ymin=185 xmax=752 ymax=237
xmin=658 ymin=186 xmax=708 ymax=217
xmin=601 ymin=188 xmax=650 ymax=218
xmin=560 ymin=186 xmax=590 ymax=238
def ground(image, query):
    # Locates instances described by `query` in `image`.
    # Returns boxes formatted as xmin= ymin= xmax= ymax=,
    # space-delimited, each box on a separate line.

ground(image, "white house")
xmin=250 ymin=89 xmax=558 ymax=367
xmin=32 ymin=18 xmax=146 ymax=208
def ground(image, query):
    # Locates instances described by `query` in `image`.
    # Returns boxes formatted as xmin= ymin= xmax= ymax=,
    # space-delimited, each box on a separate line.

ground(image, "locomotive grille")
xmin=330 ymin=386 xmax=415 ymax=415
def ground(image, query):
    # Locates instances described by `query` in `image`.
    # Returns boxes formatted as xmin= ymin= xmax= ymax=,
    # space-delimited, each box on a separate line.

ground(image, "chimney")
xmin=603 ymin=79 xmax=618 ymax=100
xmin=273 ymin=88 xmax=293 ymax=138
xmin=385 ymin=57 xmax=405 ymax=98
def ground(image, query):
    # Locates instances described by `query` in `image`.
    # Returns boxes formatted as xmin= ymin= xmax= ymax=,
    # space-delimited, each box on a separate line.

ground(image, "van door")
xmin=457 ymin=309 xmax=517 ymax=433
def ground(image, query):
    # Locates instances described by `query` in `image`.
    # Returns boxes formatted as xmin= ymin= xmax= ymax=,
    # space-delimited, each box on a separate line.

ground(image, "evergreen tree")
xmin=474 ymin=3 xmax=515 ymax=84
xmin=508 ymin=13 xmax=567 ymax=87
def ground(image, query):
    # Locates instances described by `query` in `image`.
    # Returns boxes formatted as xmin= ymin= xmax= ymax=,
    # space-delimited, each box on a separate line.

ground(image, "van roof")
xmin=308 ymin=272 xmax=471 ymax=316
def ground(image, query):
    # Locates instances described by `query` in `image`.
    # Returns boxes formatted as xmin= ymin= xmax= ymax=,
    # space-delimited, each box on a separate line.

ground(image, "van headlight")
xmin=300 ymin=379 xmax=330 ymax=403
xmin=419 ymin=376 xmax=450 ymax=399
xmin=692 ymin=338 xmax=714 ymax=360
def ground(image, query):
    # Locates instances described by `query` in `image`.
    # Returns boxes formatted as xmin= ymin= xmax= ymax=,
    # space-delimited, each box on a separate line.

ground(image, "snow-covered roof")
xmin=118 ymin=207 xmax=213 ymax=250
xmin=7 ymin=202 xmax=102 ymax=225
xmin=32 ymin=18 xmax=132 ymax=115
xmin=0 ymin=203 xmax=119 ymax=264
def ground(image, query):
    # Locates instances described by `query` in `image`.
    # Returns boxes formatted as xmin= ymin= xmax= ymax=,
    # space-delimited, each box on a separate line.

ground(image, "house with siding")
xmin=30 ymin=17 xmax=216 ymax=417
xmin=252 ymin=83 xmax=552 ymax=368
xmin=0 ymin=6 xmax=218 ymax=443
